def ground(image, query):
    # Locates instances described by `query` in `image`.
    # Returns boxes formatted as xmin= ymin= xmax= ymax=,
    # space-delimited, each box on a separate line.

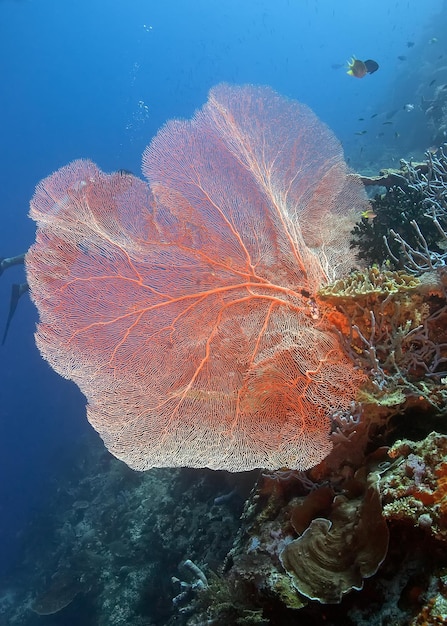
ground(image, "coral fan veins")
xmin=26 ymin=84 xmax=369 ymax=472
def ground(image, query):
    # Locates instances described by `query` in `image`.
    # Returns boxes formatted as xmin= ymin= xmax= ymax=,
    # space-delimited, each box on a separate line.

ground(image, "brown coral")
xmin=279 ymin=472 xmax=389 ymax=603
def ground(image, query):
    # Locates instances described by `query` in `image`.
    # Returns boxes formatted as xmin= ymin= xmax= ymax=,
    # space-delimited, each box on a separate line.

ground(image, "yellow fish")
xmin=347 ymin=57 xmax=379 ymax=78
xmin=361 ymin=209 xmax=377 ymax=220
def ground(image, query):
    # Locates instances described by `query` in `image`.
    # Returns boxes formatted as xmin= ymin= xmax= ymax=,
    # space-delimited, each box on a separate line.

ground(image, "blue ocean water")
xmin=0 ymin=0 xmax=446 ymax=618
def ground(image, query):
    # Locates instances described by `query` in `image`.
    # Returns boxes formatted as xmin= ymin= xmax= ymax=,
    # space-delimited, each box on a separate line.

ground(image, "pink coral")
xmin=26 ymin=84 xmax=368 ymax=472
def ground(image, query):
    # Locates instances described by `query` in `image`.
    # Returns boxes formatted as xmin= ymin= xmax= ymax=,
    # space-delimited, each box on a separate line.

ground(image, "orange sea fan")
xmin=26 ymin=84 xmax=369 ymax=472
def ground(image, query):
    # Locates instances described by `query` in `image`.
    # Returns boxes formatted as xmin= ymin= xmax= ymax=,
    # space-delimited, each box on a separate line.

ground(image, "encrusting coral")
xmin=379 ymin=431 xmax=447 ymax=541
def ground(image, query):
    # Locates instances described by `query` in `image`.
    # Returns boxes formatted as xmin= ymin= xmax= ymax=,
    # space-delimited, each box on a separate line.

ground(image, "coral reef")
xmin=180 ymin=432 xmax=447 ymax=625
xmin=2 ymin=276 xmax=447 ymax=625
xmin=5 ymin=128 xmax=447 ymax=626
xmin=5 ymin=226 xmax=447 ymax=626
xmin=172 ymin=201 xmax=447 ymax=623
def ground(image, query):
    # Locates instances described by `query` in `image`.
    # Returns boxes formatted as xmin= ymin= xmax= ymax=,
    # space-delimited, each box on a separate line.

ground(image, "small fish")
xmin=358 ymin=117 xmax=365 ymax=121
xmin=429 ymin=37 xmax=438 ymax=44
xmin=429 ymin=79 xmax=437 ymax=87
xmin=370 ymin=113 xmax=378 ymax=118
xmin=331 ymin=63 xmax=344 ymax=70
xmin=406 ymin=41 xmax=415 ymax=48
xmin=394 ymin=132 xmax=400 ymax=139
xmin=397 ymin=55 xmax=407 ymax=61
xmin=377 ymin=132 xmax=385 ymax=137
xmin=403 ymin=103 xmax=414 ymax=112
xmin=382 ymin=121 xmax=393 ymax=125
xmin=354 ymin=130 xmax=367 ymax=135
xmin=361 ymin=209 xmax=377 ymax=220
xmin=347 ymin=57 xmax=379 ymax=78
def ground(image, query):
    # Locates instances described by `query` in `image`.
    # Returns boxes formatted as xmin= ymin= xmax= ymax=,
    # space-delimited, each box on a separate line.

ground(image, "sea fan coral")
xmin=26 ymin=84 xmax=368 ymax=472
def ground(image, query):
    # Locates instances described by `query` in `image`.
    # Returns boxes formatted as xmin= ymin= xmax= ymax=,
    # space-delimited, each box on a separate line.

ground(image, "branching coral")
xmin=351 ymin=145 xmax=447 ymax=272
xmin=390 ymin=146 xmax=447 ymax=272
xmin=318 ymin=267 xmax=447 ymax=415
xmin=350 ymin=185 xmax=434 ymax=268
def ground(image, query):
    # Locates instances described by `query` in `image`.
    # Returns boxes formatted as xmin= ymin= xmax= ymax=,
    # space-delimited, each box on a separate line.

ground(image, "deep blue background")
xmin=0 ymin=0 xmax=445 ymax=576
